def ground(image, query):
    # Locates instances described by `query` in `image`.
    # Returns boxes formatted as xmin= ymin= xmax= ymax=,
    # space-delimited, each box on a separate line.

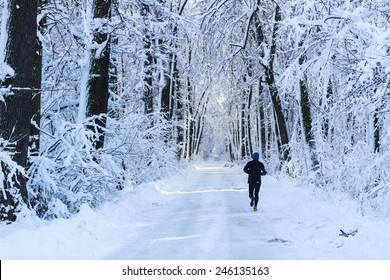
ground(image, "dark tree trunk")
xmin=299 ymin=75 xmax=312 ymax=144
xmin=161 ymin=55 xmax=174 ymax=119
xmin=247 ymin=78 xmax=253 ymax=156
xmin=0 ymin=0 xmax=38 ymax=221
xmin=299 ymin=51 xmax=319 ymax=169
xmin=322 ymin=79 xmax=333 ymax=139
xmin=87 ymin=0 xmax=111 ymax=150
xmin=264 ymin=5 xmax=289 ymax=162
xmin=109 ymin=37 xmax=119 ymax=105
xmin=141 ymin=4 xmax=154 ymax=115
xmin=240 ymin=102 xmax=246 ymax=159
xmin=258 ymin=78 xmax=267 ymax=157
xmin=374 ymin=112 xmax=380 ymax=153
xmin=373 ymin=65 xmax=382 ymax=153
xmin=185 ymin=48 xmax=195 ymax=159
xmin=266 ymin=73 xmax=289 ymax=161
xmin=30 ymin=0 xmax=47 ymax=159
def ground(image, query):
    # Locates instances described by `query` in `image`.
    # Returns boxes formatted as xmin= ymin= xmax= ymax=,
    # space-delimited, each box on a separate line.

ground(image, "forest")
xmin=0 ymin=0 xmax=389 ymax=223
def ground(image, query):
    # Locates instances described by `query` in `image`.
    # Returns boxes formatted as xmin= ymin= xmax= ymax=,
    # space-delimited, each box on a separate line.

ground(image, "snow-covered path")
xmin=107 ymin=162 xmax=263 ymax=259
xmin=1 ymin=161 xmax=390 ymax=260
xmin=105 ymin=161 xmax=390 ymax=260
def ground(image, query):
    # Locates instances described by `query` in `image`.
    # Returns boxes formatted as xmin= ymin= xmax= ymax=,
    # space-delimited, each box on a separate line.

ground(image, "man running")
xmin=243 ymin=152 xmax=267 ymax=212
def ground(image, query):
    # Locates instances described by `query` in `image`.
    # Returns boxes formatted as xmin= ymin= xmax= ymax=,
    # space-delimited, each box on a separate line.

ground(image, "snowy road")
xmin=2 ymin=161 xmax=390 ymax=259
xmin=107 ymin=162 xmax=265 ymax=259
xmin=103 ymin=161 xmax=390 ymax=260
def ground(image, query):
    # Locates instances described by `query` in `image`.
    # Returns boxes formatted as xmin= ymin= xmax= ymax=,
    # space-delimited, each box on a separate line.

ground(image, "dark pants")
xmin=249 ymin=183 xmax=260 ymax=207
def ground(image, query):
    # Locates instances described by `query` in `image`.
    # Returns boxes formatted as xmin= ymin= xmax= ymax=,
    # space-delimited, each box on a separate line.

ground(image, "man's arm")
xmin=261 ymin=163 xmax=267 ymax=175
xmin=243 ymin=163 xmax=250 ymax=174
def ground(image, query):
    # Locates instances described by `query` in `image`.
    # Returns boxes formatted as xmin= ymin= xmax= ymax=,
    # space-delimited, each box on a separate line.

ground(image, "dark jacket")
xmin=243 ymin=159 xmax=267 ymax=185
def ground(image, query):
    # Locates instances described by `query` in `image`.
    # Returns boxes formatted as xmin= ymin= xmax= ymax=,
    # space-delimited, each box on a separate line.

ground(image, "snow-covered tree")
xmin=0 ymin=0 xmax=38 ymax=221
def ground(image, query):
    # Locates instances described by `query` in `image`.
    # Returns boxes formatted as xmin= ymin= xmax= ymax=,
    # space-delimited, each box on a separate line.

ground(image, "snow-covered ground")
xmin=1 ymin=160 xmax=390 ymax=260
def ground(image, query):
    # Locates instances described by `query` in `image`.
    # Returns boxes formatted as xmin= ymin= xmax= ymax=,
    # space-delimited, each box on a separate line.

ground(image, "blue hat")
xmin=252 ymin=152 xmax=259 ymax=160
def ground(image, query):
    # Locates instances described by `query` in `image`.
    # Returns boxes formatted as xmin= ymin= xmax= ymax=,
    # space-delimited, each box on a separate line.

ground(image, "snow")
xmin=1 ymin=160 xmax=390 ymax=260
xmin=0 ymin=0 xmax=14 ymax=83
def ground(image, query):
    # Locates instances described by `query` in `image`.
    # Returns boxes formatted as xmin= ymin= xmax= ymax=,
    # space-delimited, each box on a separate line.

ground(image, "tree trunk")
xmin=264 ymin=5 xmax=289 ymax=162
xmin=258 ymin=78 xmax=267 ymax=157
xmin=141 ymin=4 xmax=154 ymax=115
xmin=86 ymin=0 xmax=111 ymax=150
xmin=247 ymin=79 xmax=253 ymax=156
xmin=0 ymin=0 xmax=38 ymax=221
xmin=299 ymin=52 xmax=319 ymax=169
xmin=109 ymin=37 xmax=119 ymax=109
xmin=322 ymin=79 xmax=333 ymax=140
xmin=372 ymin=64 xmax=383 ymax=153
xmin=30 ymin=0 xmax=47 ymax=160
xmin=373 ymin=112 xmax=380 ymax=153
xmin=240 ymin=102 xmax=246 ymax=158
xmin=184 ymin=48 xmax=195 ymax=159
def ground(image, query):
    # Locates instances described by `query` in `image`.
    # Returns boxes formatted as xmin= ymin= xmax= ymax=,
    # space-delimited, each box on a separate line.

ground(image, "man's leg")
xmin=254 ymin=184 xmax=261 ymax=208
xmin=249 ymin=184 xmax=255 ymax=206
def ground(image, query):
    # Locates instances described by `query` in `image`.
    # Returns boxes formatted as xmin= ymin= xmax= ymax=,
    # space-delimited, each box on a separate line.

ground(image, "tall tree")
xmin=299 ymin=47 xmax=319 ymax=170
xmin=261 ymin=5 xmax=289 ymax=162
xmin=30 ymin=0 xmax=48 ymax=160
xmin=0 ymin=0 xmax=38 ymax=221
xmin=87 ymin=0 xmax=112 ymax=150
xmin=140 ymin=3 xmax=154 ymax=115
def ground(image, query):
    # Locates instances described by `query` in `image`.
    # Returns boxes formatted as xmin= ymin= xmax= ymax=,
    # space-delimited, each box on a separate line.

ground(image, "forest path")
xmin=104 ymin=161 xmax=363 ymax=260
xmin=3 ymin=160 xmax=388 ymax=260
